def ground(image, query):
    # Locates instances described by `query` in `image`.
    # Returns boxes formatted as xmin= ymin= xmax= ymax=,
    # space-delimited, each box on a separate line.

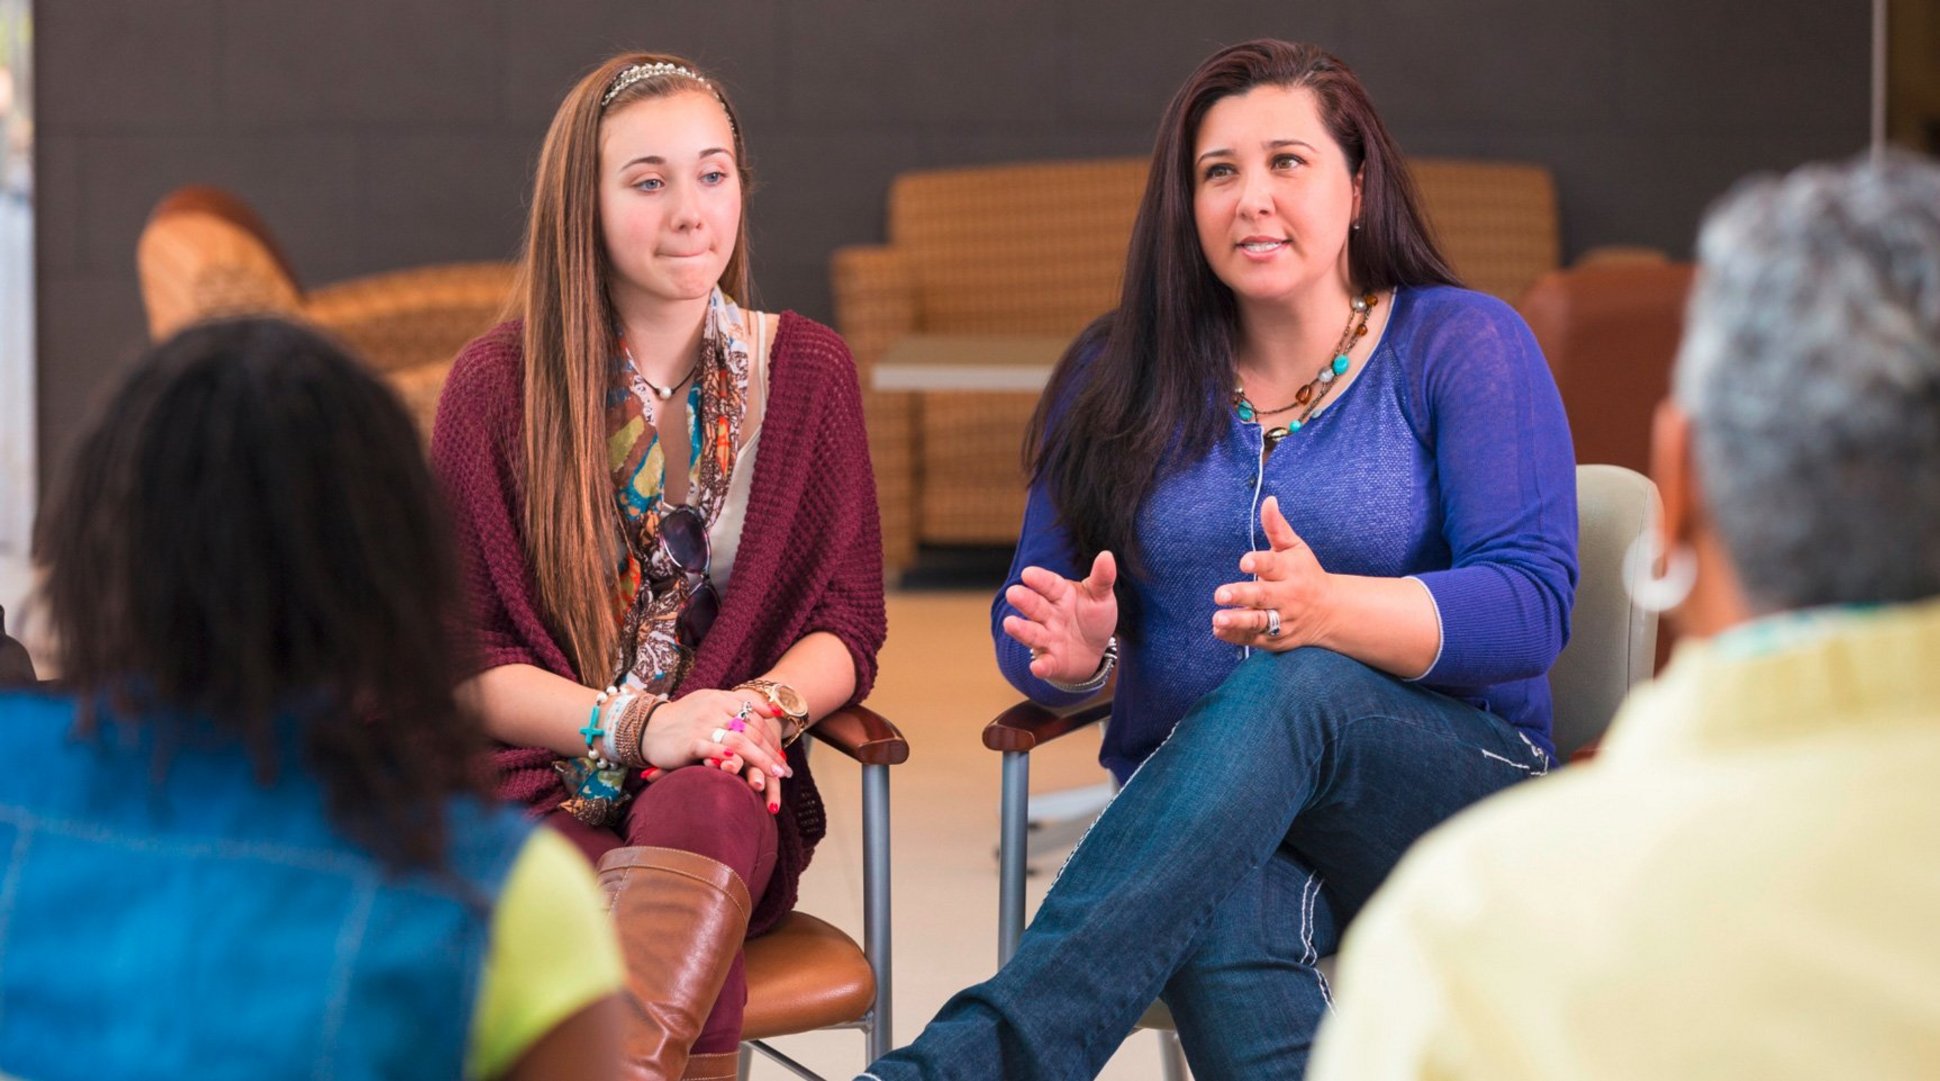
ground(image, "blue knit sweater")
xmin=994 ymin=285 xmax=1579 ymax=781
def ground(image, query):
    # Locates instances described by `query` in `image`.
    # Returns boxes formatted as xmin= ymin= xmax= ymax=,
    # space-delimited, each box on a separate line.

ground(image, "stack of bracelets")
xmin=581 ymin=687 xmax=668 ymax=770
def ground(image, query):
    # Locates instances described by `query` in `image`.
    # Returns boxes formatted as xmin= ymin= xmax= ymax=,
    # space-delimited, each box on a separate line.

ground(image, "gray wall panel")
xmin=33 ymin=0 xmax=1870 ymax=483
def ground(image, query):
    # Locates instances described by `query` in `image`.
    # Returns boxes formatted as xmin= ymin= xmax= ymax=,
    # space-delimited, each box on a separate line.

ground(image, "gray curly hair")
xmin=1675 ymin=153 xmax=1940 ymax=613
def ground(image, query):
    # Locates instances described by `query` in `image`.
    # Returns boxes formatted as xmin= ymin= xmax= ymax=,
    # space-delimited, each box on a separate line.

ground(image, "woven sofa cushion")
xmin=889 ymin=158 xmax=1148 ymax=335
xmin=1410 ymin=158 xmax=1559 ymax=302
xmin=885 ymin=156 xmax=1560 ymax=327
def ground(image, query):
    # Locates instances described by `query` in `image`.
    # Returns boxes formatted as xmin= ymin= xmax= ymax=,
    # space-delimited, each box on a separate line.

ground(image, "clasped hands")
xmin=634 ymin=689 xmax=792 ymax=814
xmin=1002 ymin=496 xmax=1334 ymax=680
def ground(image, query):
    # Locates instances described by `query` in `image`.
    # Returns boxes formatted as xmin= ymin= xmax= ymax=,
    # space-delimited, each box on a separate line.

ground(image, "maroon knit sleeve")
xmin=787 ymin=320 xmax=888 ymax=704
xmin=431 ymin=324 xmax=579 ymax=810
xmin=430 ymin=322 xmax=575 ymax=680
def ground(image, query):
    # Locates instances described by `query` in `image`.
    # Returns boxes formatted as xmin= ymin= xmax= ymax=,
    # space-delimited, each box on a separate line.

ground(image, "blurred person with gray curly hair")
xmin=1310 ymin=153 xmax=1940 ymax=1081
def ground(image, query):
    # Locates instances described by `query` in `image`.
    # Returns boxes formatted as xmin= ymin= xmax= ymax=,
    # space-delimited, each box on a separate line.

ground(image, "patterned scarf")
xmin=606 ymin=287 xmax=752 ymax=693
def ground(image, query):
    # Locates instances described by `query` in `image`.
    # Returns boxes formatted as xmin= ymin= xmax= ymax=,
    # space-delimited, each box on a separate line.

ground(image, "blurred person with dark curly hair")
xmin=0 ymin=317 xmax=623 ymax=1081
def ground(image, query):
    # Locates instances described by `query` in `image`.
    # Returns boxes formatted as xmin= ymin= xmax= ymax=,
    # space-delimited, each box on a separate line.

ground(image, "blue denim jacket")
xmin=0 ymin=689 xmax=531 ymax=1080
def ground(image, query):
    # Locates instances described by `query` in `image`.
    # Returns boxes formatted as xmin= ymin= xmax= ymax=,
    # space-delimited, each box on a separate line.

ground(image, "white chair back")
xmin=1548 ymin=464 xmax=1660 ymax=759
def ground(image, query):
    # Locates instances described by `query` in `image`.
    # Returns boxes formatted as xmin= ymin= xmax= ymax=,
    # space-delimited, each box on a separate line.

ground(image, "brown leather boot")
xmin=596 ymin=846 xmax=752 ymax=1081
xmin=679 ymin=1051 xmax=741 ymax=1080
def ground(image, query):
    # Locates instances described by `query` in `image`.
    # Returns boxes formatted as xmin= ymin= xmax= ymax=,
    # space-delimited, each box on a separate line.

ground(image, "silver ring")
xmin=709 ymin=727 xmax=728 ymax=744
xmin=1264 ymin=608 xmax=1283 ymax=637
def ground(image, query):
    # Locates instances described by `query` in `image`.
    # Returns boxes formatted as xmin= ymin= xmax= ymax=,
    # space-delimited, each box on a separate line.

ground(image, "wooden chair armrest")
xmin=982 ymin=698 xmax=1113 ymax=753
xmin=810 ymin=704 xmax=909 ymax=766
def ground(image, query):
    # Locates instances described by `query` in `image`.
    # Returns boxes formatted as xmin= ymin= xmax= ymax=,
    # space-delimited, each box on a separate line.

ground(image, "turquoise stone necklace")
xmin=1233 ymin=291 xmax=1378 ymax=452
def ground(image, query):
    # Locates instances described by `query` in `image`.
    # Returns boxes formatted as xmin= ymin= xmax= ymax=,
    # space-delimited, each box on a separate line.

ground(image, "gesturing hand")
xmin=1212 ymin=496 xmax=1336 ymax=651
xmin=1000 ymin=550 xmax=1120 ymax=684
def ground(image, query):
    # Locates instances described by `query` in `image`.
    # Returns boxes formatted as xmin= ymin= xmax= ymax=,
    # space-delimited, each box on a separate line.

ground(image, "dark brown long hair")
xmin=1025 ymin=39 xmax=1458 ymax=630
xmin=508 ymin=53 xmax=754 ymax=681
xmin=35 ymin=317 xmax=492 ymax=871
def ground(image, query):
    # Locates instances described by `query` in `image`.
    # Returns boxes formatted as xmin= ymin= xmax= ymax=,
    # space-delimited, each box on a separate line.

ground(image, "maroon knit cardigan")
xmin=430 ymin=313 xmax=887 ymax=933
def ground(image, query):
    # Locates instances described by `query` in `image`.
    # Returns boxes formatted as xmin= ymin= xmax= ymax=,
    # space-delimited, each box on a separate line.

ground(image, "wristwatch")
xmin=738 ymin=679 xmax=810 ymax=745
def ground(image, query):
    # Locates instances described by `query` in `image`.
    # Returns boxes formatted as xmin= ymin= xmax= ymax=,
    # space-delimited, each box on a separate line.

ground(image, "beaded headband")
xmin=601 ymin=62 xmax=707 ymax=108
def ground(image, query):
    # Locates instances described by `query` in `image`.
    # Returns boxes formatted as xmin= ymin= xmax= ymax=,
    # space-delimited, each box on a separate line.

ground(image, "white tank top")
xmin=707 ymin=314 xmax=770 ymax=593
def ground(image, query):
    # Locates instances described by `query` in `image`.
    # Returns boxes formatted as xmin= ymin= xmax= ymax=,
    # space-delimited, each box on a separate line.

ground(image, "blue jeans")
xmin=865 ymin=647 xmax=1549 ymax=1081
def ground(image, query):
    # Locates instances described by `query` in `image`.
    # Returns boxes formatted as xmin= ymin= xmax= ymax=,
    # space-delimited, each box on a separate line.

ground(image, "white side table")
xmin=869 ymin=333 xmax=1065 ymax=392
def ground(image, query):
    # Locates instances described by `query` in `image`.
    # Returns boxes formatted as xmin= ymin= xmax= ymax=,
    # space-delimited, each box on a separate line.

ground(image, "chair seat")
xmin=742 ymin=911 xmax=876 ymax=1040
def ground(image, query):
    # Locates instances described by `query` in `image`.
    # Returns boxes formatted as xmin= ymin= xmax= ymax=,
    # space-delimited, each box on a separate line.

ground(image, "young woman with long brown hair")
xmin=867 ymin=40 xmax=1576 ymax=1080
xmin=433 ymin=53 xmax=885 ymax=1080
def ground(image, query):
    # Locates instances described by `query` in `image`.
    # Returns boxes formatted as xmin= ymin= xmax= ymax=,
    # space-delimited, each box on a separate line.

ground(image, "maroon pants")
xmin=549 ymin=765 xmax=779 ymax=1054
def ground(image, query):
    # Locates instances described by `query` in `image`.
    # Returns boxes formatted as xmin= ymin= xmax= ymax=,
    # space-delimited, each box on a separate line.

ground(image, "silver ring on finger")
xmin=1264 ymin=608 xmax=1283 ymax=638
xmin=710 ymin=727 xmax=729 ymax=744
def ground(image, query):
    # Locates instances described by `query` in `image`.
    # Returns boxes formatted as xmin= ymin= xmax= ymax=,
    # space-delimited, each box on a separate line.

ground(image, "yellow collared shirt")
xmin=1311 ymin=598 xmax=1940 ymax=1080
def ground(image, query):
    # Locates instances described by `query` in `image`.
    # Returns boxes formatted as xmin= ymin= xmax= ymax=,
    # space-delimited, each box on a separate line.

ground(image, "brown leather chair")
xmin=738 ymin=705 xmax=907 ymax=1078
xmin=135 ymin=186 xmax=514 ymax=435
xmin=1517 ymin=258 xmax=1696 ymax=476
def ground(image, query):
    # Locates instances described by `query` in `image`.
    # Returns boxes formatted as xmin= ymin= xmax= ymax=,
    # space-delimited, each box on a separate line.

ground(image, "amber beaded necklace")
xmin=1232 ymin=291 xmax=1378 ymax=452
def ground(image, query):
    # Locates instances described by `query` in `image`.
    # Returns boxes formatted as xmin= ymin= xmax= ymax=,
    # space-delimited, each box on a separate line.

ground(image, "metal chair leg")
xmin=736 ymin=1043 xmax=753 ymax=1080
xmin=863 ymin=761 xmax=893 ymax=1061
xmin=1159 ymin=1029 xmax=1189 ymax=1081
xmin=998 ymin=749 xmax=1030 ymax=963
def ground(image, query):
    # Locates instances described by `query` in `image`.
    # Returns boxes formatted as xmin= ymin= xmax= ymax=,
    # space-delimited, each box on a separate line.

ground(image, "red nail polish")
xmin=641 ymin=767 xmax=662 ymax=781
xmin=768 ymin=802 xmax=779 ymax=814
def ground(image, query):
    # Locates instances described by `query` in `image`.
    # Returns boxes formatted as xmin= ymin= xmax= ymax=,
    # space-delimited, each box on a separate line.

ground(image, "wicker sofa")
xmin=136 ymin=186 xmax=515 ymax=435
xmin=832 ymin=156 xmax=1563 ymax=572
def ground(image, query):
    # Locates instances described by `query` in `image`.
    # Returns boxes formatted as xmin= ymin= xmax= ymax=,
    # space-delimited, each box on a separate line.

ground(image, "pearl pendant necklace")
xmin=641 ymin=370 xmax=697 ymax=401
xmin=621 ymin=339 xmax=701 ymax=401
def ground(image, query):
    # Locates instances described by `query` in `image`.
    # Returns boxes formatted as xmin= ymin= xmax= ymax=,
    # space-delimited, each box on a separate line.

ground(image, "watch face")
xmin=771 ymin=683 xmax=809 ymax=717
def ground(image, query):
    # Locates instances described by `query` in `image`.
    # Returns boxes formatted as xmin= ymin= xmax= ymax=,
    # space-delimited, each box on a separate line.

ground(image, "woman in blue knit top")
xmin=868 ymin=40 xmax=1577 ymax=1080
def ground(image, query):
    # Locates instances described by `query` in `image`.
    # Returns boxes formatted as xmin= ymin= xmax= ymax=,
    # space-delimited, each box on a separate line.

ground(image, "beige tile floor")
xmin=754 ymin=589 xmax=1187 ymax=1080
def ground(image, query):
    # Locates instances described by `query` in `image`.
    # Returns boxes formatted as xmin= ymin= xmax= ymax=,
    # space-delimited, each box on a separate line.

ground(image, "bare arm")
xmin=461 ymin=663 xmax=603 ymax=758
xmin=464 ymin=661 xmax=794 ymax=784
xmin=459 ymin=628 xmax=863 ymax=754
xmin=756 ymin=630 xmax=859 ymax=724
xmin=498 ymin=996 xmax=623 ymax=1081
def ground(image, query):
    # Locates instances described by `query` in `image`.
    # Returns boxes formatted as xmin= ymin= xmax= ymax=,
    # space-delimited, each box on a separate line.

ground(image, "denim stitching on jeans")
xmin=1478 ymin=747 xmax=1538 ymax=772
xmin=1298 ymin=871 xmax=1321 ymax=966
xmin=1515 ymin=729 xmax=1553 ymax=776
xmin=1047 ymin=709 xmax=1187 ymax=889
xmin=1060 ymin=717 xmax=1280 ymax=1075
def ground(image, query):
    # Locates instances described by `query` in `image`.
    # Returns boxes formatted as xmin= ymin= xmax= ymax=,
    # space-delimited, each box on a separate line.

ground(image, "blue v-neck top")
xmin=995 ymin=285 xmax=1579 ymax=780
